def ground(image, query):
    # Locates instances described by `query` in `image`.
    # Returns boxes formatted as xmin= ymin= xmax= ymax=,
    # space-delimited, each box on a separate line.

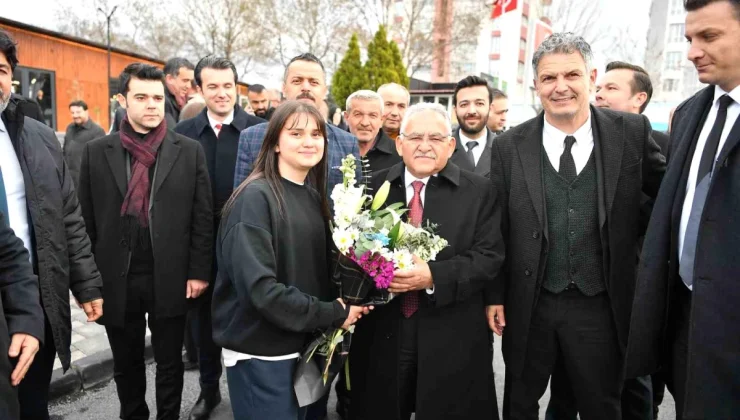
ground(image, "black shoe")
xmin=188 ymin=391 xmax=222 ymax=420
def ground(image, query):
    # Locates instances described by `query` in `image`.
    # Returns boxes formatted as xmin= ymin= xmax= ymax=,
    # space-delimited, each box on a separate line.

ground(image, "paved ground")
xmin=50 ymin=336 xmax=677 ymax=419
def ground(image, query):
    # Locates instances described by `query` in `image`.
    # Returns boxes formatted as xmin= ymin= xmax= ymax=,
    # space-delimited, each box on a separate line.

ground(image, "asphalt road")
xmin=49 ymin=339 xmax=676 ymax=419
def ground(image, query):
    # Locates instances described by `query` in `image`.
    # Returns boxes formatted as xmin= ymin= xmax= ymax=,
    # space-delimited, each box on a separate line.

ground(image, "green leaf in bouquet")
xmin=385 ymin=202 xmax=406 ymax=212
xmin=388 ymin=221 xmax=402 ymax=248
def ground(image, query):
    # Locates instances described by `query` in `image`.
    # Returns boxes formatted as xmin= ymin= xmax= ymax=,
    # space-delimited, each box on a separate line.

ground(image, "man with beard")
xmin=0 ymin=29 xmax=104 ymax=420
xmin=164 ymin=57 xmax=195 ymax=126
xmin=233 ymin=53 xmax=360 ymax=194
xmin=450 ymin=76 xmax=496 ymax=178
xmin=63 ymin=100 xmax=106 ymax=190
xmin=246 ymin=84 xmax=275 ymax=120
xmin=175 ymin=56 xmax=264 ymax=420
xmin=377 ymin=83 xmax=409 ymax=141
xmin=487 ymin=88 xmax=509 ymax=135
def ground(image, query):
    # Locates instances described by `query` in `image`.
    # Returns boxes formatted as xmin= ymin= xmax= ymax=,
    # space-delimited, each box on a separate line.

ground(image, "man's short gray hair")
xmin=377 ymin=83 xmax=411 ymax=104
xmin=400 ymin=103 xmax=452 ymax=135
xmin=346 ymin=90 xmax=384 ymax=113
xmin=532 ymin=32 xmax=594 ymax=74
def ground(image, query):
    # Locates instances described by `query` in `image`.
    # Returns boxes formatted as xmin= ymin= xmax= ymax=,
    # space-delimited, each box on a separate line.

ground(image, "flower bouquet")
xmin=294 ymin=155 xmax=448 ymax=407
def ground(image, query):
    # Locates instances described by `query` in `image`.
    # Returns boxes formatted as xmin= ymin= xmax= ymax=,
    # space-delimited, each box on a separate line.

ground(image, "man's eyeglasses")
xmin=401 ymin=132 xmax=450 ymax=145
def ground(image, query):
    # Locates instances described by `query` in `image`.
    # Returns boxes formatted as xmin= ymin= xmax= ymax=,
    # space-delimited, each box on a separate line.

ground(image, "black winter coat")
xmin=1 ymin=101 xmax=103 ymax=371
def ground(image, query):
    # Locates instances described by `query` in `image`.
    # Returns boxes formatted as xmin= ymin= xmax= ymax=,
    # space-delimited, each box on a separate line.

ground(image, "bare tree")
xmin=543 ymin=0 xmax=614 ymax=49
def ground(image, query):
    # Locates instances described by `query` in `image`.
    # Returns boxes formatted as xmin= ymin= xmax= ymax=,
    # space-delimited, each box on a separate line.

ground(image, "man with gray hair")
xmin=377 ymin=83 xmax=410 ymax=141
xmin=488 ymin=32 xmax=666 ymax=419
xmin=349 ymin=102 xmax=505 ymax=420
xmin=344 ymin=90 xmax=401 ymax=176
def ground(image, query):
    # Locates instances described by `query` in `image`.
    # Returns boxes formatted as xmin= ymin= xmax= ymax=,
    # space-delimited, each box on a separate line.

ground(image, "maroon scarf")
xmin=119 ymin=115 xmax=167 ymax=233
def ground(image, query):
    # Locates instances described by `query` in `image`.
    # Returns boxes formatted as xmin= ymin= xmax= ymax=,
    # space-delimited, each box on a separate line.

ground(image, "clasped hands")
xmin=388 ymin=255 xmax=433 ymax=294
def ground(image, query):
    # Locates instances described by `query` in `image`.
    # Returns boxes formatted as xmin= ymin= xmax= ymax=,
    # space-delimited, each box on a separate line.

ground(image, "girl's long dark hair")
xmin=222 ymin=100 xmax=331 ymax=222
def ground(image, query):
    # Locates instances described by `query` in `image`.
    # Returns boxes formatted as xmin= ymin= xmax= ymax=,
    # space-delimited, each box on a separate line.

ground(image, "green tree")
xmin=389 ymin=40 xmax=409 ymax=88
xmin=364 ymin=25 xmax=403 ymax=91
xmin=331 ymin=34 xmax=368 ymax=110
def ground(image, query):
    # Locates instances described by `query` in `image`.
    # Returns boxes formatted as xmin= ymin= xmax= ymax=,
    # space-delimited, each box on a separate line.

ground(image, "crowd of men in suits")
xmin=0 ymin=0 xmax=739 ymax=419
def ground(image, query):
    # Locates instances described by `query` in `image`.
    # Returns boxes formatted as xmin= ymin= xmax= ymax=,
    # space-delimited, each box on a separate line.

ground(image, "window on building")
xmin=437 ymin=96 xmax=450 ymax=110
xmin=521 ymin=14 xmax=529 ymax=27
xmin=410 ymin=96 xmax=421 ymax=105
xmin=423 ymin=96 xmax=435 ymax=103
xmin=665 ymin=52 xmax=683 ymax=70
xmin=520 ymin=39 xmax=527 ymax=51
xmin=490 ymin=36 xmax=501 ymax=55
xmin=663 ymin=79 xmax=679 ymax=92
xmin=518 ymin=62 xmax=525 ymax=81
xmin=670 ymin=0 xmax=684 ymax=15
xmin=668 ymin=23 xmax=685 ymax=43
xmin=12 ymin=66 xmax=57 ymax=129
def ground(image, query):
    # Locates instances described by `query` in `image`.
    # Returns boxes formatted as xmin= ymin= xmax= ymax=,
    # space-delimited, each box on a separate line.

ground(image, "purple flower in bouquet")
xmin=349 ymin=250 xmax=395 ymax=289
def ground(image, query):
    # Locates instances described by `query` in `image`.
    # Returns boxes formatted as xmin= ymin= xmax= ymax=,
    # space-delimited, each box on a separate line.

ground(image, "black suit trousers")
xmin=504 ymin=289 xmax=622 ymax=420
xmin=18 ymin=317 xmax=56 ymax=420
xmin=105 ymin=273 xmax=186 ymax=420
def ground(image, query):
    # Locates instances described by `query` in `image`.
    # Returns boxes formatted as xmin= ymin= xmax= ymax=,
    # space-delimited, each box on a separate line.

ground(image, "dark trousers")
xmin=193 ymin=286 xmax=222 ymax=394
xmin=666 ymin=283 xmax=691 ymax=420
xmin=398 ymin=314 xmax=419 ymax=420
xmin=105 ymin=273 xmax=186 ymax=420
xmin=225 ymin=358 xmax=306 ymax=420
xmin=504 ymin=289 xmax=622 ymax=420
xmin=18 ymin=316 xmax=56 ymax=420
xmin=184 ymin=309 xmax=198 ymax=364
xmin=545 ymin=365 xmax=653 ymax=420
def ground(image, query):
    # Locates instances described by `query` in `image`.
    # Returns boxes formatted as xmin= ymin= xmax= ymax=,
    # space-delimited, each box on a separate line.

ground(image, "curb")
xmin=49 ymin=336 xmax=153 ymax=401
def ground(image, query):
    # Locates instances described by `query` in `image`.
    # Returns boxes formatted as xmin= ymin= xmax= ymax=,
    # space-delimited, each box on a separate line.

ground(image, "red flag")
xmin=491 ymin=0 xmax=518 ymax=19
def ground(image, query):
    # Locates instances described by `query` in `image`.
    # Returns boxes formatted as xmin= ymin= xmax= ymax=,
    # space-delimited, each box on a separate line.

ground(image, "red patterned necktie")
xmin=214 ymin=123 xmax=222 ymax=138
xmin=401 ymin=180 xmax=425 ymax=318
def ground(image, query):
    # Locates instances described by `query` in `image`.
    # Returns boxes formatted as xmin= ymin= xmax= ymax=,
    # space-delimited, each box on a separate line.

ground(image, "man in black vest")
xmin=490 ymin=33 xmax=666 ymax=419
xmin=626 ymin=1 xmax=740 ymax=418
xmin=174 ymin=56 xmax=264 ymax=420
xmin=547 ymin=60 xmax=667 ymax=420
xmin=450 ymin=76 xmax=496 ymax=179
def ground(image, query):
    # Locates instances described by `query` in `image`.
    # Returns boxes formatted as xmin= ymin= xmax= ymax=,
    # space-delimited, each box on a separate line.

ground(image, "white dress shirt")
xmin=207 ymin=109 xmax=234 ymax=137
xmin=0 ymin=118 xmax=32 ymax=263
xmin=678 ymin=85 xmax=740 ymax=291
xmin=404 ymin=168 xmax=435 ymax=294
xmin=459 ymin=130 xmax=487 ymax=167
xmin=542 ymin=116 xmax=594 ymax=175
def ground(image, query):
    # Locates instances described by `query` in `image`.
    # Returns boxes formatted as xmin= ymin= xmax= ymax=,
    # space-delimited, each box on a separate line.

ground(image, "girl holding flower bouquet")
xmin=213 ymin=101 xmax=369 ymax=420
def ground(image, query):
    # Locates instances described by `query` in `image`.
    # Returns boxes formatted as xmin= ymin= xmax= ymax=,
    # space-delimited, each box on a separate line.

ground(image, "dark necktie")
xmin=466 ymin=140 xmax=479 ymax=167
xmin=0 ymin=166 xmax=8 ymax=227
xmin=679 ymin=94 xmax=734 ymax=289
xmin=401 ymin=180 xmax=424 ymax=318
xmin=559 ymin=135 xmax=578 ymax=182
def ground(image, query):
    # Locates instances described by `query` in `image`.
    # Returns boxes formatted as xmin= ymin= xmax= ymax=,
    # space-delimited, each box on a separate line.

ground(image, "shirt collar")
xmin=459 ymin=129 xmax=487 ymax=146
xmin=207 ymin=109 xmax=235 ymax=130
xmin=0 ymin=116 xmax=6 ymax=133
xmin=404 ymin=168 xmax=431 ymax=189
xmin=543 ymin=114 xmax=592 ymax=146
xmin=714 ymin=84 xmax=740 ymax=106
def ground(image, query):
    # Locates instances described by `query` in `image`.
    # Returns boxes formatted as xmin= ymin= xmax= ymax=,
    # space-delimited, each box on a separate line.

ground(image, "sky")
xmin=4 ymin=0 xmax=654 ymax=87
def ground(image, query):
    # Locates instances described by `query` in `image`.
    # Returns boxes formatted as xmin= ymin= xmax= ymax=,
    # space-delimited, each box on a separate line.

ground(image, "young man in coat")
xmin=63 ymin=100 xmax=106 ymax=190
xmin=0 ymin=211 xmax=44 ymax=420
xmin=174 ymin=56 xmax=264 ymax=420
xmin=78 ymin=63 xmax=213 ymax=420
xmin=349 ymin=103 xmax=505 ymax=420
xmin=491 ymin=33 xmax=665 ymax=420
xmin=626 ymin=1 xmax=740 ymax=418
xmin=0 ymin=29 xmax=104 ymax=420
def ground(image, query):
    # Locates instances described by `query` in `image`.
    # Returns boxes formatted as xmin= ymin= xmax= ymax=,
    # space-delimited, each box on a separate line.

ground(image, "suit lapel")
xmin=592 ymin=107 xmax=624 ymax=228
xmin=452 ymin=128 xmax=475 ymax=172
xmin=516 ymin=114 xmax=546 ymax=232
xmin=474 ymin=130 xmax=494 ymax=177
xmin=715 ymin=113 xmax=740 ymax=169
xmin=152 ymin=132 xmax=181 ymax=198
xmin=104 ymin=135 xmax=128 ymax=198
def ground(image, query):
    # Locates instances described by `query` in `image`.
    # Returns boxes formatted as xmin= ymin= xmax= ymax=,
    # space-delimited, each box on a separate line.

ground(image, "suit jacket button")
xmin=532 ymin=231 xmax=539 ymax=239
xmin=120 ymin=272 xmax=126 ymax=277
xmin=524 ymin=269 xmax=532 ymax=276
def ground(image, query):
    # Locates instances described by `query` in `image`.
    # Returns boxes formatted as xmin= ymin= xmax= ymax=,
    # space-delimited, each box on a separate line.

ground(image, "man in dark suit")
xmin=78 ymin=63 xmax=213 ymax=420
xmin=626 ymin=1 xmax=740 ymax=419
xmin=547 ymin=60 xmax=668 ymax=420
xmin=491 ymin=33 xmax=665 ymax=420
xmin=174 ymin=56 xmax=263 ymax=420
xmin=349 ymin=102 xmax=505 ymax=420
xmin=343 ymin=89 xmax=402 ymax=176
xmin=0 ymin=212 xmax=44 ymax=420
xmin=450 ymin=75 xmax=496 ymax=179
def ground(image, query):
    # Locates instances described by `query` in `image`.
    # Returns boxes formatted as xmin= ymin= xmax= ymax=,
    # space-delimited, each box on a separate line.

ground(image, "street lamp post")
xmin=98 ymin=5 xmax=118 ymax=126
